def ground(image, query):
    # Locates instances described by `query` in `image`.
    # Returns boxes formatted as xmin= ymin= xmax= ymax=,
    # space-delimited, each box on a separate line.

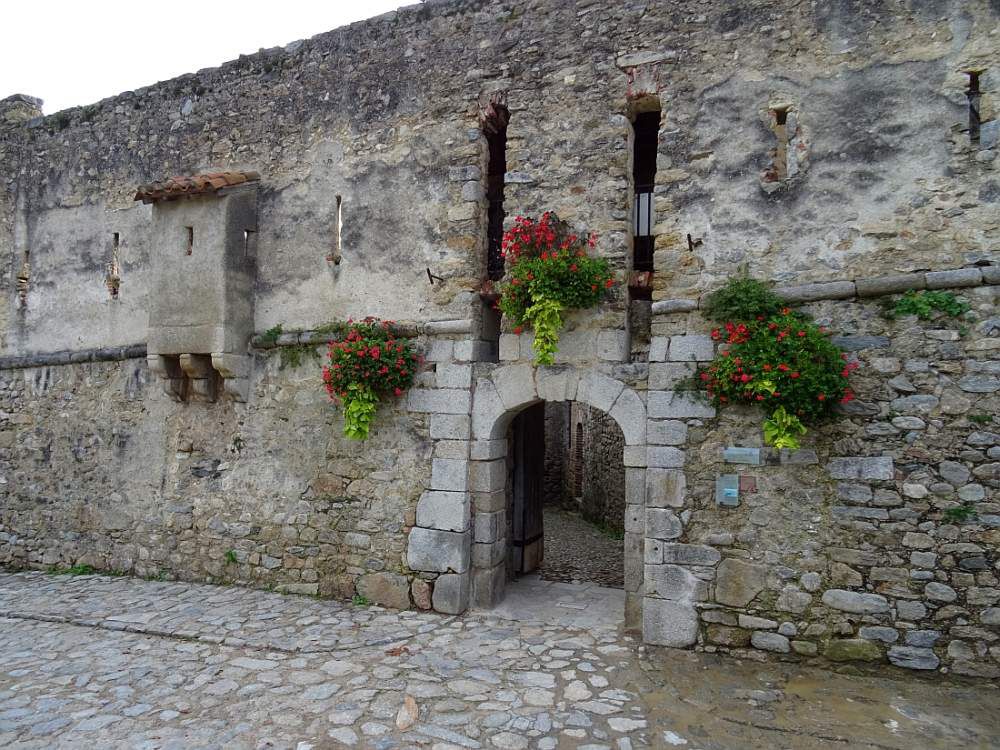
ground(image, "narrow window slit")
xmin=327 ymin=195 xmax=343 ymax=264
xmin=771 ymin=106 xmax=790 ymax=178
xmin=16 ymin=250 xmax=30 ymax=306
xmin=484 ymin=92 xmax=510 ymax=281
xmin=967 ymin=71 xmax=982 ymax=143
xmin=185 ymin=226 xmax=194 ymax=255
xmin=106 ymin=232 xmax=121 ymax=300
xmin=631 ymin=108 xmax=660 ymax=280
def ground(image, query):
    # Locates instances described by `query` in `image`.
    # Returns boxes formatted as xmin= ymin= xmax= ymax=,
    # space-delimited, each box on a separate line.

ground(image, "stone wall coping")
xmin=651 ymin=264 xmax=998 ymax=315
xmin=0 ymin=344 xmax=146 ymax=371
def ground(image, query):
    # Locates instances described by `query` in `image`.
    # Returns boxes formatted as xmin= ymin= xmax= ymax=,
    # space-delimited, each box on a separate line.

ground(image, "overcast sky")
xmin=3 ymin=0 xmax=411 ymax=114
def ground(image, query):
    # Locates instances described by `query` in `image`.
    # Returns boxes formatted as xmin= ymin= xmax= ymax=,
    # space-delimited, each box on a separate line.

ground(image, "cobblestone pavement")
xmin=540 ymin=508 xmax=624 ymax=589
xmin=1 ymin=571 xmax=999 ymax=750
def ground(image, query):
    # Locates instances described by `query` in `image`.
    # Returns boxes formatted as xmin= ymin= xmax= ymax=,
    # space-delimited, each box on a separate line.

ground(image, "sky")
xmin=2 ymin=0 xmax=411 ymax=114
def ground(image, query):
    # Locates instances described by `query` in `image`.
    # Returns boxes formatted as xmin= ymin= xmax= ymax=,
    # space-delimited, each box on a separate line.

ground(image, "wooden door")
xmin=512 ymin=402 xmax=545 ymax=574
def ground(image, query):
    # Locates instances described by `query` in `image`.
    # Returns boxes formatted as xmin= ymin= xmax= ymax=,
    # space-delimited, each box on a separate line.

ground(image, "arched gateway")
xmin=407 ymin=361 xmax=701 ymax=646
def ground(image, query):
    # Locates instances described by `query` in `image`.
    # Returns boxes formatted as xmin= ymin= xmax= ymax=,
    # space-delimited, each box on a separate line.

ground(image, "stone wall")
xmin=1 ymin=0 xmax=998 ymax=677
xmin=643 ymin=285 xmax=999 ymax=678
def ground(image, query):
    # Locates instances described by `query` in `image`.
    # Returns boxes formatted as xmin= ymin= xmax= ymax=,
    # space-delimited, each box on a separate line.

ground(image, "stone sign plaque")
xmin=716 ymin=474 xmax=740 ymax=507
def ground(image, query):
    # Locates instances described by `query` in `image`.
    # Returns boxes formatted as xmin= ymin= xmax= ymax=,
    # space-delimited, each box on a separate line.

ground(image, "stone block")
xmin=707 ymin=625 xmax=751 ymax=647
xmin=431 ymin=458 xmax=469 ymax=491
xmin=472 ymin=539 xmax=507 ymax=569
xmin=859 ymin=626 xmax=899 ymax=644
xmin=715 ymin=559 xmax=767 ymax=607
xmin=925 ymin=268 xmax=982 ymax=289
xmin=609 ymin=388 xmax=646 ymax=445
xmin=411 ymin=579 xmax=432 ymax=610
xmin=473 ymin=510 xmax=504 ymax=543
xmin=887 ymin=646 xmax=939 ymax=670
xmin=623 ymin=445 xmax=647 ymax=467
xmin=646 ymin=469 xmax=686 ymax=508
xmin=647 ymin=447 xmax=685 ymax=468
xmin=751 ymin=631 xmax=790 ymax=653
xmin=624 ymin=532 xmax=644 ymax=592
xmin=624 ymin=504 xmax=644 ymax=534
xmin=647 ymin=420 xmax=688 ymax=446
xmin=469 ymin=439 xmax=506 ymax=460
xmin=472 ymin=378 xmax=506 ymax=439
xmin=642 ymin=598 xmax=699 ymax=647
xmin=668 ymin=335 xmax=715 ymax=362
xmin=472 ymin=490 xmax=506 ymax=513
xmin=416 ymin=491 xmax=470 ymax=532
xmin=648 ymin=363 xmax=695 ymax=390
xmin=597 ymin=329 xmax=628 ymax=361
xmin=577 ymin=372 xmax=625 ymax=413
xmin=825 ymin=639 xmax=883 ymax=661
xmin=436 ymin=363 xmax=472 ymax=389
xmin=646 ymin=509 xmax=684 ymax=540
xmin=648 ymin=391 xmax=716 ymax=419
xmin=660 ymin=543 xmax=721 ymax=566
xmin=406 ymin=528 xmax=471 ymax=573
xmin=434 ymin=440 xmax=469 ymax=459
xmin=471 ymin=563 xmax=506 ymax=608
xmin=826 ymin=457 xmax=894 ymax=480
xmin=775 ymin=281 xmax=856 ymax=302
xmin=492 ymin=364 xmax=537 ymax=410
xmin=454 ymin=339 xmax=495 ymax=362
xmin=651 ymin=298 xmax=698 ymax=315
xmin=649 ymin=336 xmax=670 ymax=361
xmin=821 ymin=589 xmax=890 ymax=614
xmin=430 ymin=414 xmax=471 ymax=440
xmin=854 ymin=273 xmax=925 ymax=297
xmin=645 ymin=564 xmax=705 ymax=601
xmin=890 ymin=394 xmax=939 ymax=414
xmin=536 ymin=365 xmax=580 ymax=402
xmin=432 ymin=573 xmax=470 ymax=614
xmin=408 ymin=388 xmax=472 ymax=414
xmin=625 ymin=467 xmax=646 ymax=506
xmin=830 ymin=335 xmax=891 ymax=351
xmin=469 ymin=459 xmax=505 ymax=492
xmin=356 ymin=572 xmax=411 ymax=610
xmin=499 ymin=334 xmax=520 ymax=361
xmin=424 ymin=340 xmax=455 ymax=362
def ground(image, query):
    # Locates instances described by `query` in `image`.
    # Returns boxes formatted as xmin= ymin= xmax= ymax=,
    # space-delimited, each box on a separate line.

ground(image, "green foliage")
xmin=278 ymin=344 xmax=319 ymax=370
xmin=260 ymin=324 xmax=283 ymax=346
xmin=886 ymin=290 xmax=970 ymax=320
xmin=341 ymin=383 xmax=379 ymax=440
xmin=763 ymin=406 xmax=808 ymax=450
xmin=943 ymin=503 xmax=977 ymax=524
xmin=497 ymin=214 xmax=612 ymax=365
xmin=224 ymin=549 xmax=238 ymax=565
xmin=523 ymin=296 xmax=564 ymax=365
xmin=323 ymin=318 xmax=419 ymax=440
xmin=968 ymin=412 xmax=993 ymax=425
xmin=47 ymin=564 xmax=96 ymax=576
xmin=352 ymin=594 xmax=371 ymax=606
xmin=702 ymin=276 xmax=784 ymax=323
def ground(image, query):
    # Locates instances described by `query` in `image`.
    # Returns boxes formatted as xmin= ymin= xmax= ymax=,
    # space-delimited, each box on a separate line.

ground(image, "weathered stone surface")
xmin=647 ymin=420 xmax=688 ymax=445
xmin=408 ymin=388 xmax=472 ymax=414
xmin=357 ymin=572 xmax=411 ymax=610
xmin=821 ymin=590 xmax=890 ymax=614
xmin=827 ymin=457 xmax=894 ymax=480
xmin=751 ymin=631 xmax=791 ymax=653
xmin=645 ymin=564 xmax=703 ymax=601
xmin=888 ymin=646 xmax=940 ymax=670
xmin=660 ymin=544 xmax=722 ymax=566
xmin=431 ymin=572 xmax=470 ymax=614
xmin=643 ymin=598 xmax=698 ymax=647
xmin=406 ymin=528 xmax=470 ymax=573
xmin=416 ymin=491 xmax=470 ymax=532
xmin=667 ymin=335 xmax=715 ymax=362
xmin=646 ymin=509 xmax=684 ymax=540
xmin=648 ymin=391 xmax=716 ymax=419
xmin=714 ymin=559 xmax=767 ymax=607
xmin=646 ymin=469 xmax=686 ymax=508
xmin=576 ymin=372 xmax=625 ymax=413
xmin=826 ymin=639 xmax=883 ymax=661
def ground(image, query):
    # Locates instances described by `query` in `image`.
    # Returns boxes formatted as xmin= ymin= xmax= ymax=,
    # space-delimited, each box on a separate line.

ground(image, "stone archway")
xmin=466 ymin=365 xmax=648 ymax=629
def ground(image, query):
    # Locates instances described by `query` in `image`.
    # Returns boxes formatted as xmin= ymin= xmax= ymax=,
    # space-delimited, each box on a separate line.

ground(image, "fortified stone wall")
xmin=1 ymin=0 xmax=998 ymax=677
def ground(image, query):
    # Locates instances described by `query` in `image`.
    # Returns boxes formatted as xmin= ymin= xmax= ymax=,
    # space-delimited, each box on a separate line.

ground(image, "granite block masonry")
xmin=1 ymin=0 xmax=999 ymax=680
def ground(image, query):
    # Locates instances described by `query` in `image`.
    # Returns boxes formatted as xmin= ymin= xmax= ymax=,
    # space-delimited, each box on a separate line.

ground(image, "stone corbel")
xmin=179 ymin=353 xmax=218 ymax=402
xmin=147 ymin=354 xmax=188 ymax=402
xmin=211 ymin=353 xmax=250 ymax=402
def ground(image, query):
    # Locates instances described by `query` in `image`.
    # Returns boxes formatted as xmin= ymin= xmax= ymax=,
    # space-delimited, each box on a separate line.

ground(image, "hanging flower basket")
xmin=496 ymin=213 xmax=614 ymax=365
xmin=322 ymin=318 xmax=420 ymax=440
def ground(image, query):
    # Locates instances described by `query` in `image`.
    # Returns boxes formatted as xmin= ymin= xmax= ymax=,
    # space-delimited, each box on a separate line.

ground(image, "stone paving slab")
xmin=1 ymin=571 xmax=998 ymax=750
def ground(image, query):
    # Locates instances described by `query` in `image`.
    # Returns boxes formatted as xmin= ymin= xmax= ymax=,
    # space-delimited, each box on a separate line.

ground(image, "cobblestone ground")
xmin=540 ymin=508 xmax=624 ymax=589
xmin=1 ymin=571 xmax=998 ymax=750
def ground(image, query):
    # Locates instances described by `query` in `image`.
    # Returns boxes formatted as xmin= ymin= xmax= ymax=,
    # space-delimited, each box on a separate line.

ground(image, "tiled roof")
xmin=134 ymin=171 xmax=260 ymax=204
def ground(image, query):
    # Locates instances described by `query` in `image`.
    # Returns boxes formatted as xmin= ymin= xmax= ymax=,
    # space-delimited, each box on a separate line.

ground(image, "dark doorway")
xmin=511 ymin=402 xmax=545 ymax=575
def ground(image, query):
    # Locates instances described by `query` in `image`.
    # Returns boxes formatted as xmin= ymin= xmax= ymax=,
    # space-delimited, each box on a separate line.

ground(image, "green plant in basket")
xmin=497 ymin=213 xmax=614 ymax=365
xmin=322 ymin=318 xmax=420 ymax=440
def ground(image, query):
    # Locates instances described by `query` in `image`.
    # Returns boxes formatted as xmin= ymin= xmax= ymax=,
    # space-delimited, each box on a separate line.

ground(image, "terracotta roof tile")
xmin=134 ymin=171 xmax=260 ymax=204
